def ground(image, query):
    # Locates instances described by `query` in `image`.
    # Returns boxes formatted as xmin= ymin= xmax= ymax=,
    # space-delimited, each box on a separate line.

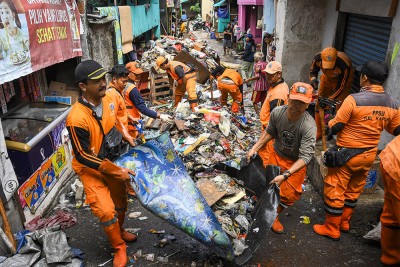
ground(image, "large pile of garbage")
xmin=129 ymin=33 xmax=267 ymax=257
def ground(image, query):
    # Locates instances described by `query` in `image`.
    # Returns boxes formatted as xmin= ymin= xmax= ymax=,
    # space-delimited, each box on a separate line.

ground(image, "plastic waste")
xmin=363 ymin=222 xmax=381 ymax=242
xmin=300 ymin=216 xmax=310 ymax=224
xmin=233 ymin=239 xmax=248 ymax=256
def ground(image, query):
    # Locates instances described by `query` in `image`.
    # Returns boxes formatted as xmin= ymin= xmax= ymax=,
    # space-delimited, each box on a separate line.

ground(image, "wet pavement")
xmin=62 ymin=33 xmax=382 ymax=266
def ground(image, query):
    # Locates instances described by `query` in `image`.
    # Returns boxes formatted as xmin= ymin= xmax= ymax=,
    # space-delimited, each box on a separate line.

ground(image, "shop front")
xmin=0 ymin=0 xmax=82 ymax=236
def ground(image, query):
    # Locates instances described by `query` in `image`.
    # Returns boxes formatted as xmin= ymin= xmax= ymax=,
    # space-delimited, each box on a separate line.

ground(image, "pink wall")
xmin=237 ymin=0 xmax=263 ymax=5
xmin=238 ymin=5 xmax=262 ymax=44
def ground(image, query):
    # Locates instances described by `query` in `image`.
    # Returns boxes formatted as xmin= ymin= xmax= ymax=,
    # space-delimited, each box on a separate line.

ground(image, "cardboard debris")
xmin=196 ymin=179 xmax=227 ymax=206
xmin=222 ymin=191 xmax=246 ymax=204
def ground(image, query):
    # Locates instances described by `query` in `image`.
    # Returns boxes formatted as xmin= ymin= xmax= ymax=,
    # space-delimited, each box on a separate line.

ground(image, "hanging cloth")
xmin=217 ymin=6 xmax=229 ymax=19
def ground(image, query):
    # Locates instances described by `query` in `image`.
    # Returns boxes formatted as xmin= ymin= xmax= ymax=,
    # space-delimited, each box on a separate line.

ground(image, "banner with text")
xmin=0 ymin=0 xmax=82 ymax=84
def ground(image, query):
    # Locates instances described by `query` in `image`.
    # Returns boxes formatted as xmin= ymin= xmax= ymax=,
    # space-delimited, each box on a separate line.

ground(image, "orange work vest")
xmin=167 ymin=61 xmax=192 ymax=81
xmin=217 ymin=69 xmax=243 ymax=92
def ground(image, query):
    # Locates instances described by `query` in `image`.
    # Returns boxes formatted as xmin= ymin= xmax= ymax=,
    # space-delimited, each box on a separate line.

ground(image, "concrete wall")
xmin=380 ymin=3 xmax=400 ymax=147
xmin=202 ymin=0 xmax=214 ymax=21
xmin=276 ymin=0 xmax=328 ymax=86
xmin=88 ymin=20 xmax=117 ymax=73
xmin=263 ymin=0 xmax=274 ymax=34
xmin=320 ymin=0 xmax=338 ymax=49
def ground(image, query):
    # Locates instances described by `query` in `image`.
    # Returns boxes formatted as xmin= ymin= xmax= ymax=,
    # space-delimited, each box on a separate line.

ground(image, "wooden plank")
xmin=174 ymin=119 xmax=189 ymax=131
xmin=174 ymin=50 xmax=210 ymax=84
xmin=196 ymin=179 xmax=227 ymax=206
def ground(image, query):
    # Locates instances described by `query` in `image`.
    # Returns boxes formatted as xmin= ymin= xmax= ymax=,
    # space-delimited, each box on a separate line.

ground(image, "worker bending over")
xmin=156 ymin=56 xmax=198 ymax=111
xmin=211 ymin=66 xmax=244 ymax=113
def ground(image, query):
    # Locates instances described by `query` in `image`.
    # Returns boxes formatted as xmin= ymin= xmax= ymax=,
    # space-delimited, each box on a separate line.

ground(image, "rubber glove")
xmin=160 ymin=114 xmax=173 ymax=122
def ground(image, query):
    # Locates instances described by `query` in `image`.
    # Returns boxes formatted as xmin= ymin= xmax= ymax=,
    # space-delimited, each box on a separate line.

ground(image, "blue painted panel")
xmin=130 ymin=4 xmax=160 ymax=37
xmin=263 ymin=0 xmax=274 ymax=34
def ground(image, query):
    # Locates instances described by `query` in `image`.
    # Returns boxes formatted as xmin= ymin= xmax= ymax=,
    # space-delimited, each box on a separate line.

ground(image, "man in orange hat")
xmin=126 ymin=61 xmax=147 ymax=92
xmin=379 ymin=135 xmax=400 ymax=266
xmin=155 ymin=56 xmax=198 ymax=111
xmin=247 ymin=82 xmax=316 ymax=234
xmin=309 ymin=47 xmax=353 ymax=140
xmin=257 ymin=61 xmax=289 ymax=167
xmin=123 ymin=62 xmax=172 ymax=139
xmin=313 ymin=61 xmax=400 ymax=242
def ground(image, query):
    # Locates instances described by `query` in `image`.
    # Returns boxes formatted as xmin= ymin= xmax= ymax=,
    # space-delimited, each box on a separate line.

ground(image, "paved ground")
xmin=62 ymin=32 xmax=382 ymax=267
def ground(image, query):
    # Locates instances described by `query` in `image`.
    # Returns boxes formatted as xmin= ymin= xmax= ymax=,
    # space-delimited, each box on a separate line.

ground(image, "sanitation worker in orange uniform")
xmin=258 ymin=61 xmax=289 ymax=167
xmin=156 ymin=56 xmax=198 ymax=111
xmin=313 ymin=61 xmax=400 ymax=241
xmin=211 ymin=66 xmax=243 ymax=113
xmin=310 ymin=47 xmax=353 ymax=140
xmin=66 ymin=60 xmax=138 ymax=267
xmin=247 ymin=82 xmax=317 ymax=234
xmin=379 ymin=135 xmax=400 ymax=266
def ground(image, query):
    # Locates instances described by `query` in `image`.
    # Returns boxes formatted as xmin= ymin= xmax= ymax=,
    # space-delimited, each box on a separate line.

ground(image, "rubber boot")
xmin=271 ymin=205 xmax=284 ymax=234
xmin=315 ymin=111 xmax=322 ymax=140
xmin=174 ymin=95 xmax=183 ymax=107
xmin=103 ymin=223 xmax=128 ymax=267
xmin=117 ymin=212 xmax=137 ymax=242
xmin=313 ymin=214 xmax=341 ymax=241
xmin=340 ymin=206 xmax=354 ymax=232
xmin=381 ymin=224 xmax=400 ymax=266
xmin=190 ymin=102 xmax=198 ymax=112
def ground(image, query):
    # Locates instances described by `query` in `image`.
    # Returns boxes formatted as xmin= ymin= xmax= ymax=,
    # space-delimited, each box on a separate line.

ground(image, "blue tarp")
xmin=114 ymin=133 xmax=234 ymax=260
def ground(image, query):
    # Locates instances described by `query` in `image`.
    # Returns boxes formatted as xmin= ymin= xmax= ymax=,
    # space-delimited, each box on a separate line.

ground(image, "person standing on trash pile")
xmin=313 ymin=61 xmax=400 ymax=242
xmin=124 ymin=63 xmax=173 ymax=138
xmin=241 ymin=33 xmax=256 ymax=87
xmin=309 ymin=47 xmax=353 ymax=141
xmin=379 ymin=135 xmax=400 ymax=266
xmin=155 ymin=56 xmax=199 ymax=112
xmin=66 ymin=60 xmax=138 ymax=267
xmin=244 ymin=51 xmax=269 ymax=115
xmin=211 ymin=65 xmax=244 ymax=113
xmin=257 ymin=61 xmax=289 ymax=167
xmin=247 ymin=82 xmax=316 ymax=234
xmin=223 ymin=22 xmax=233 ymax=56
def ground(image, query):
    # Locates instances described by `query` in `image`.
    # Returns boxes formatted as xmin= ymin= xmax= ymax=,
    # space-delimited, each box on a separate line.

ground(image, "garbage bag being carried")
xmin=114 ymin=133 xmax=234 ymax=260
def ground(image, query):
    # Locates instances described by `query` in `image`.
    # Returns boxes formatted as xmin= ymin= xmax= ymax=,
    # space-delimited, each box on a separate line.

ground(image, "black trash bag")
xmin=235 ymin=165 xmax=281 ymax=265
xmin=214 ymin=155 xmax=266 ymax=198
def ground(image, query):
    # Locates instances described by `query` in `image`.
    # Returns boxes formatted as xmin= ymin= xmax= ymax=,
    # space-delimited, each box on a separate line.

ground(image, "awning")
xmin=214 ymin=0 xmax=227 ymax=7
xmin=181 ymin=0 xmax=189 ymax=3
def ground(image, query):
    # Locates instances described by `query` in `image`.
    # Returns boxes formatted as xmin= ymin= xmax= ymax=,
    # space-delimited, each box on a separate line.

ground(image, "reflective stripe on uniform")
xmin=344 ymin=199 xmax=357 ymax=208
xmin=100 ymin=213 xmax=118 ymax=227
xmin=324 ymin=202 xmax=343 ymax=215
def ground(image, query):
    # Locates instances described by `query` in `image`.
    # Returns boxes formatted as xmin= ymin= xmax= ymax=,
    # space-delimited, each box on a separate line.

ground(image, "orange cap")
xmin=321 ymin=47 xmax=337 ymax=69
xmin=263 ymin=61 xmax=282 ymax=74
xmin=126 ymin=62 xmax=144 ymax=75
xmin=289 ymin=82 xmax=313 ymax=104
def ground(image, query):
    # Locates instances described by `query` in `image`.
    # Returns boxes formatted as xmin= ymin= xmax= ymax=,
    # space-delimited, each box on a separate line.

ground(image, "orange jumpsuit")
xmin=66 ymin=96 xmax=127 ymax=226
xmin=106 ymin=82 xmax=129 ymax=131
xmin=324 ymin=85 xmax=400 ymax=216
xmin=258 ymin=80 xmax=289 ymax=167
xmin=217 ymin=69 xmax=243 ymax=113
xmin=268 ymin=148 xmax=306 ymax=208
xmin=124 ymin=84 xmax=141 ymax=138
xmin=167 ymin=61 xmax=198 ymax=106
xmin=379 ymin=136 xmax=400 ymax=265
xmin=310 ymin=51 xmax=354 ymax=139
